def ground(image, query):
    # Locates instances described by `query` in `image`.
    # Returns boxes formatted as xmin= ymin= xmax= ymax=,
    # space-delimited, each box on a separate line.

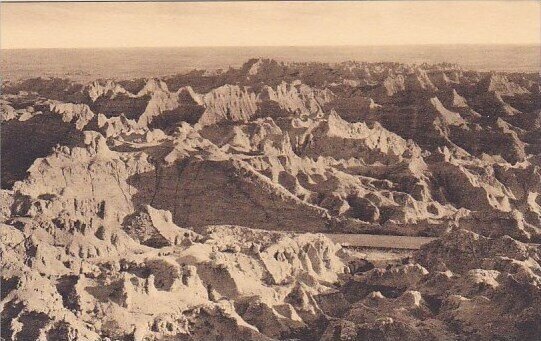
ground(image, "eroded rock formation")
xmin=1 ymin=58 xmax=540 ymax=340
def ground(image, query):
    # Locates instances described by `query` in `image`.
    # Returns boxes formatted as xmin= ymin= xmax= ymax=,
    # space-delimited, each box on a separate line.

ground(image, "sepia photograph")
xmin=1 ymin=1 xmax=540 ymax=340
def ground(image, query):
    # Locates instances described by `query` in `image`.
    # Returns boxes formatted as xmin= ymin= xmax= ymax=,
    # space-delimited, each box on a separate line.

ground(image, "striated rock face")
xmin=300 ymin=111 xmax=419 ymax=164
xmin=200 ymin=85 xmax=259 ymax=125
xmin=2 ymin=58 xmax=540 ymax=340
xmin=473 ymin=91 xmax=522 ymax=117
xmin=198 ymin=81 xmax=335 ymax=126
xmin=480 ymin=73 xmax=531 ymax=97
xmin=139 ymin=85 xmax=204 ymax=128
xmin=2 ymin=61 xmax=539 ymax=233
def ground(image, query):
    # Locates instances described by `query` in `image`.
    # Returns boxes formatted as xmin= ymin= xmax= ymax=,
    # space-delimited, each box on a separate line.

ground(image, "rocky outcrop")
xmin=319 ymin=228 xmax=541 ymax=340
xmin=381 ymin=74 xmax=406 ymax=97
xmin=49 ymin=101 xmax=95 ymax=129
xmin=1 ymin=198 xmax=345 ymax=340
xmin=480 ymin=73 xmax=531 ymax=97
xmin=300 ymin=112 xmax=420 ymax=164
xmin=199 ymin=85 xmax=259 ymax=125
xmin=406 ymin=69 xmax=439 ymax=93
xmin=473 ymin=91 xmax=522 ymax=117
xmin=2 ymin=59 xmax=540 ymax=340
xmin=450 ymin=89 xmax=468 ymax=108
xmin=428 ymin=97 xmax=466 ymax=126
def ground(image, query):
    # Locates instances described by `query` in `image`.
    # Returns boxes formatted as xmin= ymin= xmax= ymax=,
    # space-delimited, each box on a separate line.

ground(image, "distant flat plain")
xmin=2 ymin=44 xmax=539 ymax=82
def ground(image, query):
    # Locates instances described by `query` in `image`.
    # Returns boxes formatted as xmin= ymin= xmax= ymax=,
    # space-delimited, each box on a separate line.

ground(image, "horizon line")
xmin=3 ymin=42 xmax=541 ymax=50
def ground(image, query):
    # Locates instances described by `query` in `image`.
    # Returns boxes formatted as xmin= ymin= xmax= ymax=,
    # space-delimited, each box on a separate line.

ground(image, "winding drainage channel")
xmin=324 ymin=234 xmax=438 ymax=250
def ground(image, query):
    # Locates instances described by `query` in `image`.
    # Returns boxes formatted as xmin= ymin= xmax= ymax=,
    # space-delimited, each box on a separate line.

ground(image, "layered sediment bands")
xmin=199 ymin=85 xmax=259 ymax=125
xmin=2 ymin=58 xmax=541 ymax=340
xmin=449 ymin=118 xmax=527 ymax=163
xmin=129 ymin=158 xmax=331 ymax=232
xmin=11 ymin=132 xmax=150 ymax=225
xmin=471 ymin=91 xmax=522 ymax=117
xmin=198 ymin=81 xmax=334 ymax=126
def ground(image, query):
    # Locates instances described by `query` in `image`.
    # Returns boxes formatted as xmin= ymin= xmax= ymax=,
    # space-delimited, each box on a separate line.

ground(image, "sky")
xmin=1 ymin=1 xmax=540 ymax=49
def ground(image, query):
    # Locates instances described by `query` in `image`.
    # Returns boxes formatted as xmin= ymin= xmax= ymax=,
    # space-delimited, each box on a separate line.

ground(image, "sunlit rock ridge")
xmin=1 ymin=58 xmax=540 ymax=340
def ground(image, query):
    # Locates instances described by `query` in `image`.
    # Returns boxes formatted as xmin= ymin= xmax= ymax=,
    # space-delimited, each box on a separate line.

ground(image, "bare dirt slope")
xmin=1 ymin=59 xmax=540 ymax=340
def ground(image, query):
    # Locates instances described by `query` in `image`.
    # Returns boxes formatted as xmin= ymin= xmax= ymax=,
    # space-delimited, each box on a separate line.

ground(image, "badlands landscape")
xmin=1 ymin=58 xmax=541 ymax=340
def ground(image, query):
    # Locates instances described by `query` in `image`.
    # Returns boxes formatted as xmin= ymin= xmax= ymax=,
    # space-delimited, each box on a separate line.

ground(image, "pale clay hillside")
xmin=1 ymin=58 xmax=541 ymax=340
